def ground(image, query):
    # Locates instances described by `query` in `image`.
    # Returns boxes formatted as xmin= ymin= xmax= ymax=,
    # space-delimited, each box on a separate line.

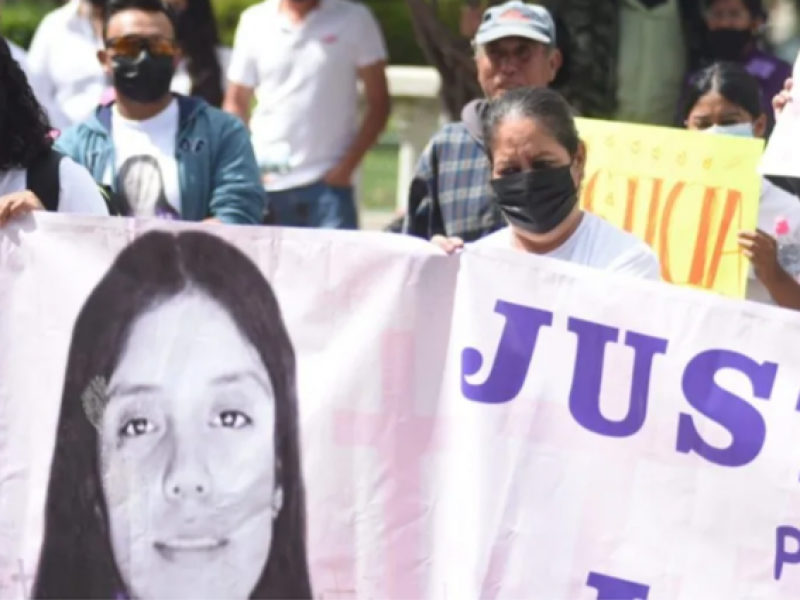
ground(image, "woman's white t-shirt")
xmin=0 ymin=156 xmax=108 ymax=215
xmin=747 ymin=178 xmax=800 ymax=304
xmin=473 ymin=211 xmax=662 ymax=280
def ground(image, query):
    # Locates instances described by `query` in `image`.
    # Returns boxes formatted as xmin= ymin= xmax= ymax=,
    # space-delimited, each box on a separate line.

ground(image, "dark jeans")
xmin=268 ymin=180 xmax=358 ymax=229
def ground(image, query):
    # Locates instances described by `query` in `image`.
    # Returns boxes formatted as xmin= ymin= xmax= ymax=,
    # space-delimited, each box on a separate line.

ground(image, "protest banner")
xmin=0 ymin=215 xmax=455 ymax=600
xmin=433 ymin=243 xmax=800 ymax=599
xmin=576 ymin=118 xmax=763 ymax=298
xmin=3 ymin=215 xmax=800 ymax=599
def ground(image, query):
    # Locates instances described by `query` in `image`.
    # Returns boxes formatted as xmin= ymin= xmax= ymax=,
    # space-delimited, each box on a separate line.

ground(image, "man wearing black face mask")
xmin=54 ymin=0 xmax=265 ymax=225
xmin=678 ymin=0 xmax=790 ymax=127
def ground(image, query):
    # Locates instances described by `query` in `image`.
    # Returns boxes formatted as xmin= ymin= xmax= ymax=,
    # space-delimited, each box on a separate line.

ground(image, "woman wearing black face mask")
xmin=432 ymin=87 xmax=661 ymax=281
xmin=678 ymin=0 xmax=790 ymax=127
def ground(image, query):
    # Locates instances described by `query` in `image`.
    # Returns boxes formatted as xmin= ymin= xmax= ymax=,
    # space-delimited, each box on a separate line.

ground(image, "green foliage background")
xmin=1 ymin=0 xmax=463 ymax=65
xmin=0 ymin=0 xmax=464 ymax=214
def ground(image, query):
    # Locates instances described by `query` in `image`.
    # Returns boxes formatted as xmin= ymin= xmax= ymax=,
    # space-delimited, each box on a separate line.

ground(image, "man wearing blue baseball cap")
xmin=400 ymin=1 xmax=562 ymax=242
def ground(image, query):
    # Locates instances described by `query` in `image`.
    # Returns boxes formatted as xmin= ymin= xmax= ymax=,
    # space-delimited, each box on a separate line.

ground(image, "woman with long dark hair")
xmin=0 ymin=36 xmax=107 ymax=224
xmin=682 ymin=61 xmax=800 ymax=309
xmin=165 ymin=0 xmax=225 ymax=107
xmin=33 ymin=230 xmax=313 ymax=599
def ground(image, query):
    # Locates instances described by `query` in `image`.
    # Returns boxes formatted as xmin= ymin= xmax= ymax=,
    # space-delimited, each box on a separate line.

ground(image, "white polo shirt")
xmin=227 ymin=0 xmax=387 ymax=191
xmin=26 ymin=0 xmax=106 ymax=131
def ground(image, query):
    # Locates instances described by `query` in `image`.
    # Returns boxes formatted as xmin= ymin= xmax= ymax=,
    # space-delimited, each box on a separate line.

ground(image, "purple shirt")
xmin=742 ymin=48 xmax=793 ymax=122
xmin=679 ymin=49 xmax=792 ymax=125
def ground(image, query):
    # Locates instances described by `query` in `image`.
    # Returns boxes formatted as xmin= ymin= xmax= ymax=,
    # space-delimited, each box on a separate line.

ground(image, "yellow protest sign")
xmin=576 ymin=118 xmax=763 ymax=298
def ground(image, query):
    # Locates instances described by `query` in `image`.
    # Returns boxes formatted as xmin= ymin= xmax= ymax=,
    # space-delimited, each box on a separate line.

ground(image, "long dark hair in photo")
xmin=33 ymin=230 xmax=312 ymax=599
xmin=0 ymin=36 xmax=53 ymax=171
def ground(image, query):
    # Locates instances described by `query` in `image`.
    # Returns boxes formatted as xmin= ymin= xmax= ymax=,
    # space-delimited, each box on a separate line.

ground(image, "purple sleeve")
xmin=747 ymin=53 xmax=792 ymax=122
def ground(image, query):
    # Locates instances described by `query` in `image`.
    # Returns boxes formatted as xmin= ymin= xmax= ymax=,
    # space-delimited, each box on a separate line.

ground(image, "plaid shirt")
xmin=403 ymin=122 xmax=504 ymax=242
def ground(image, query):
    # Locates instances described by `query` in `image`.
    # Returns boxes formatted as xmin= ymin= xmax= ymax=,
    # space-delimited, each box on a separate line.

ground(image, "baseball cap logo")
xmin=498 ymin=7 xmax=529 ymax=21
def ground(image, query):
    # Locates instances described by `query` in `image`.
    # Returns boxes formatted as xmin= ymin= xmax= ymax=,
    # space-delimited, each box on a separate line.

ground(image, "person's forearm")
xmin=223 ymin=101 xmax=250 ymax=126
xmin=764 ymin=269 xmax=800 ymax=310
xmin=337 ymin=103 xmax=390 ymax=173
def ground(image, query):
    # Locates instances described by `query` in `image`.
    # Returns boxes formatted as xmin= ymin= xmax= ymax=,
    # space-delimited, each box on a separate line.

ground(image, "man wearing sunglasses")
xmin=54 ymin=0 xmax=265 ymax=225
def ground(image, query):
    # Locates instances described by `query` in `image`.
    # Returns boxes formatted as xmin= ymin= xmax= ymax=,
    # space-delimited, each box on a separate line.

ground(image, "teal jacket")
xmin=55 ymin=95 xmax=265 ymax=225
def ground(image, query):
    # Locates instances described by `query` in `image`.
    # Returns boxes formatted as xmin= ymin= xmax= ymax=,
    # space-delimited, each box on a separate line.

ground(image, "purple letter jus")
xmin=461 ymin=301 xmax=553 ymax=404
xmin=677 ymin=350 xmax=777 ymax=468
xmin=461 ymin=300 xmax=780 ymax=468
xmin=586 ymin=572 xmax=650 ymax=599
xmin=567 ymin=318 xmax=667 ymax=438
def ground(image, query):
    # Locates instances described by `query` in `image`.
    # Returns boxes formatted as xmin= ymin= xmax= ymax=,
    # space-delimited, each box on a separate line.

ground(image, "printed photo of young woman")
xmin=32 ymin=229 xmax=312 ymax=599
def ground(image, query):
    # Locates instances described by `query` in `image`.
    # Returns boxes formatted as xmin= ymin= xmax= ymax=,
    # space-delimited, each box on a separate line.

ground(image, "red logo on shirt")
xmin=322 ymin=34 xmax=338 ymax=44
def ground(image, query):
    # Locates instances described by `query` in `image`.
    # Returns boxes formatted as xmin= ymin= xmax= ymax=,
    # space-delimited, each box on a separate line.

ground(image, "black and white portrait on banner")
xmin=32 ymin=230 xmax=313 ymax=600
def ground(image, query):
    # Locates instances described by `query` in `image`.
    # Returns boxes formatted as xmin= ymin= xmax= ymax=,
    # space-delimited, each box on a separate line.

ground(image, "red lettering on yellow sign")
xmin=582 ymin=170 xmax=746 ymax=292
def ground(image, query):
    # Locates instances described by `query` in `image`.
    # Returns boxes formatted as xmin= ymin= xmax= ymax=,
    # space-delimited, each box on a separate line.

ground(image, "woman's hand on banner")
xmin=0 ymin=190 xmax=44 ymax=226
xmin=431 ymin=235 xmax=464 ymax=255
xmin=739 ymin=229 xmax=784 ymax=285
xmin=740 ymin=229 xmax=800 ymax=309
xmin=774 ymin=79 xmax=793 ymax=117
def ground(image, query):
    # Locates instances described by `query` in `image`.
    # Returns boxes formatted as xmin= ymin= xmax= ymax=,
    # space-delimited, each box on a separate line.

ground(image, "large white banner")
xmin=2 ymin=214 xmax=800 ymax=599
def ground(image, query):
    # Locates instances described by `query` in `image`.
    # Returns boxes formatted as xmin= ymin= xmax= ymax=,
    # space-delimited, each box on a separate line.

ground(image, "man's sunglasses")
xmin=105 ymin=35 xmax=178 ymax=59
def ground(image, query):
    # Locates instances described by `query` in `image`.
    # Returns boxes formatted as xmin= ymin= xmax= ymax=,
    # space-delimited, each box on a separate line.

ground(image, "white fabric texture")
xmin=746 ymin=178 xmax=800 ymax=304
xmin=473 ymin=211 xmax=662 ymax=280
xmin=0 ymin=157 xmax=108 ymax=215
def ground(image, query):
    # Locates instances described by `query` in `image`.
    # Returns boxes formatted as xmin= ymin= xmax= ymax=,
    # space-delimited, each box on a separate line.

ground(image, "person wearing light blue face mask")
xmin=704 ymin=121 xmax=755 ymax=137
xmin=683 ymin=61 xmax=800 ymax=309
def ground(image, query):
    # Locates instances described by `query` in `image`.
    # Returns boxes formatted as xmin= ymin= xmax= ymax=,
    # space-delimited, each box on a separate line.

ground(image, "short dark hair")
xmin=103 ymin=0 xmax=178 ymax=41
xmin=680 ymin=61 xmax=763 ymax=122
xmin=482 ymin=86 xmax=580 ymax=163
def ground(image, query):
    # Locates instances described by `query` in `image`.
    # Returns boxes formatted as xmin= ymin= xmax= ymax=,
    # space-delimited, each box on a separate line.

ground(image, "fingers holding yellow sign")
xmin=576 ymin=118 xmax=763 ymax=298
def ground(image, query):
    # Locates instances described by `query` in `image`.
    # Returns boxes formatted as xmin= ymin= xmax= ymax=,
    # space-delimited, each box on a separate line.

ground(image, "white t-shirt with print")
xmin=0 ymin=156 xmax=108 ymax=215
xmin=746 ymin=178 xmax=800 ymax=304
xmin=26 ymin=0 xmax=106 ymax=131
xmin=109 ymin=99 xmax=181 ymax=219
xmin=227 ymin=0 xmax=387 ymax=191
xmin=473 ymin=211 xmax=662 ymax=280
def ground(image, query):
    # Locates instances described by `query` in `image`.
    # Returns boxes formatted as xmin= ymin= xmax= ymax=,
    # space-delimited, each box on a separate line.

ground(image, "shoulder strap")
xmin=405 ymin=144 xmax=446 ymax=239
xmin=26 ymin=148 xmax=63 ymax=212
xmin=427 ymin=146 xmax=445 ymax=238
